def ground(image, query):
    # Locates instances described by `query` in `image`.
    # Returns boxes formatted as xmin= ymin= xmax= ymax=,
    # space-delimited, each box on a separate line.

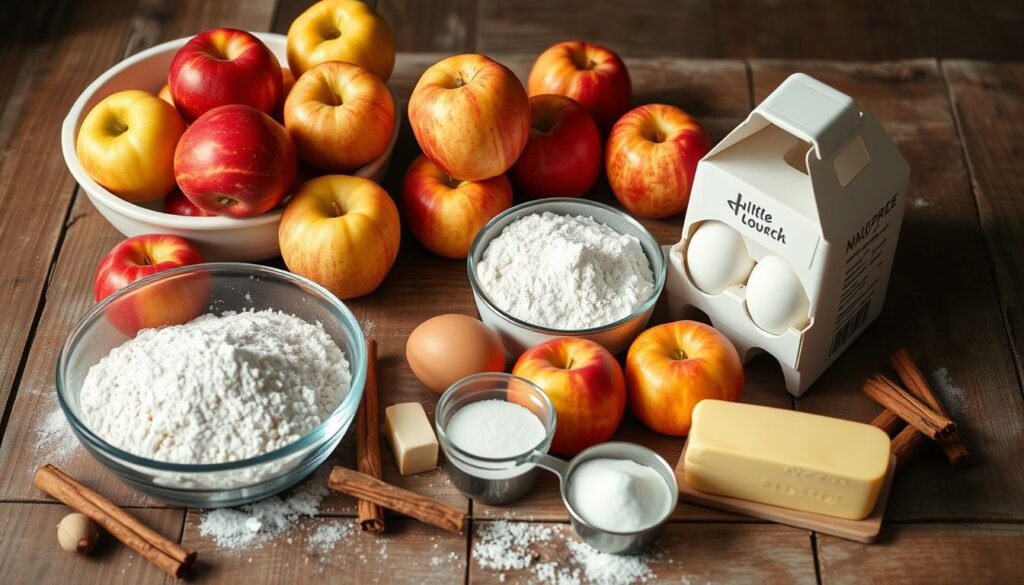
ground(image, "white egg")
xmin=745 ymin=255 xmax=810 ymax=335
xmin=685 ymin=221 xmax=756 ymax=295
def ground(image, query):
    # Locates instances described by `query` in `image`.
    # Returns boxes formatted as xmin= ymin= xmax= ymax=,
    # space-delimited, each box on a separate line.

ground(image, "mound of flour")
xmin=476 ymin=212 xmax=655 ymax=330
xmin=80 ymin=310 xmax=350 ymax=464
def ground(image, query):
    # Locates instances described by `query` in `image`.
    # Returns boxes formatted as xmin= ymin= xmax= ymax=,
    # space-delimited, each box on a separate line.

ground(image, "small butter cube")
xmin=385 ymin=402 xmax=439 ymax=475
xmin=685 ymin=400 xmax=891 ymax=520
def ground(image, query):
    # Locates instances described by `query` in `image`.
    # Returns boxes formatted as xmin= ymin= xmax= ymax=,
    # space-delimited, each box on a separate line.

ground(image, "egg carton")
xmin=664 ymin=73 xmax=910 ymax=397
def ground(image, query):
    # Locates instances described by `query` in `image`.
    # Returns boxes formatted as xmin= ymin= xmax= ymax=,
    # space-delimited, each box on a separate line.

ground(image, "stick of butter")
xmin=684 ymin=400 xmax=891 ymax=520
xmin=385 ymin=402 xmax=439 ymax=475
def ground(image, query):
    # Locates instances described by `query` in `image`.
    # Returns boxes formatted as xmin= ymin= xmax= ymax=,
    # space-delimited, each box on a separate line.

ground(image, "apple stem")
xmin=672 ymin=349 xmax=688 ymax=360
xmin=331 ymin=200 xmax=343 ymax=217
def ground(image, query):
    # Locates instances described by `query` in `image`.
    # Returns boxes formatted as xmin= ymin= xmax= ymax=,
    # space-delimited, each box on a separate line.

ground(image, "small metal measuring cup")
xmin=526 ymin=442 xmax=679 ymax=554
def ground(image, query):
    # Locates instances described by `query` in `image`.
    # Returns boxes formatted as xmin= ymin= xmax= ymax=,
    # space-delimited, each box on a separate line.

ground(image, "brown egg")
xmin=406 ymin=314 xmax=506 ymax=393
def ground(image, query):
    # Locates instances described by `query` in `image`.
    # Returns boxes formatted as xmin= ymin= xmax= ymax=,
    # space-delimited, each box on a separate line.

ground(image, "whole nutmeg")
xmin=57 ymin=513 xmax=100 ymax=554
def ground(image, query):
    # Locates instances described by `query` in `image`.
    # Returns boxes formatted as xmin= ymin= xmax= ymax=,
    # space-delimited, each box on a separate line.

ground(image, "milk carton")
xmin=665 ymin=73 xmax=910 ymax=396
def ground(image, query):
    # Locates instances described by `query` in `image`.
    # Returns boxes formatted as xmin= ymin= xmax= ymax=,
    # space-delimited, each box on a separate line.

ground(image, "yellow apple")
xmin=286 ymin=0 xmax=395 ymax=81
xmin=76 ymin=90 xmax=186 ymax=202
xmin=279 ymin=175 xmax=401 ymax=299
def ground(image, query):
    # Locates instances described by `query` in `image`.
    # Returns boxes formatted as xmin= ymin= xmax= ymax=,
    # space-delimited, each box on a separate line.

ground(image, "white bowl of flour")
xmin=468 ymin=199 xmax=666 ymax=356
xmin=56 ymin=263 xmax=367 ymax=507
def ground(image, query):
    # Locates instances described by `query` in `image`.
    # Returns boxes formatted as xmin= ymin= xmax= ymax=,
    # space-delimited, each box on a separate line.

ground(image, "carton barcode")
xmin=830 ymin=301 xmax=871 ymax=356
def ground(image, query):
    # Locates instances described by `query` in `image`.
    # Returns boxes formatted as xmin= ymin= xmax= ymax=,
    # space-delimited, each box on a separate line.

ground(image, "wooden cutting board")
xmin=675 ymin=441 xmax=896 ymax=543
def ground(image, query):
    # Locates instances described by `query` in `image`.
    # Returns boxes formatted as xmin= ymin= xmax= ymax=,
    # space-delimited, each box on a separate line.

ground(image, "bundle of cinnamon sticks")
xmin=865 ymin=349 xmax=971 ymax=469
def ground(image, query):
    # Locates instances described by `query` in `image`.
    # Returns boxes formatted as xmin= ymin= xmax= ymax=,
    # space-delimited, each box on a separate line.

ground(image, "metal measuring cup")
xmin=526 ymin=442 xmax=679 ymax=554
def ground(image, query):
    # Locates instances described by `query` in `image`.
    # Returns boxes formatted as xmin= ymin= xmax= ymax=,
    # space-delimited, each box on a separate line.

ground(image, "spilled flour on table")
xmin=31 ymin=386 xmax=78 ymax=464
xmin=473 ymin=520 xmax=656 ymax=585
xmin=199 ymin=472 xmax=331 ymax=550
xmin=306 ymin=521 xmax=355 ymax=553
xmin=360 ymin=319 xmax=377 ymax=338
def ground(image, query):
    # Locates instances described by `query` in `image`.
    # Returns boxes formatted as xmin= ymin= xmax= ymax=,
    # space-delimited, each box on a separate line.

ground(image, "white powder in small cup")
xmin=476 ymin=212 xmax=655 ymax=330
xmin=445 ymin=399 xmax=546 ymax=458
xmin=568 ymin=458 xmax=673 ymax=532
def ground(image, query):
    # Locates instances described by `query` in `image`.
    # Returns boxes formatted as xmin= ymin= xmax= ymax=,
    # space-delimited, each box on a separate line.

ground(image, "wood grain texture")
xmin=469 ymin=521 xmax=816 ymax=583
xmin=181 ymin=516 xmax=466 ymax=584
xmin=817 ymin=523 xmax=1024 ymax=585
xmin=716 ymin=1 xmax=1024 ymax=61
xmin=0 ymin=0 xmax=280 ymax=505
xmin=477 ymin=0 xmax=719 ymax=57
xmin=750 ymin=60 xmax=1024 ymax=521
xmin=943 ymin=61 xmax=1024 ymax=389
xmin=0 ymin=502 xmax=183 ymax=585
xmin=380 ymin=0 xmax=476 ymax=52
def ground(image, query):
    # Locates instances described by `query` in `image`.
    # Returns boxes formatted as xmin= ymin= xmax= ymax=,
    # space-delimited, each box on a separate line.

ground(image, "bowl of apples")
xmin=62 ymin=28 xmax=400 ymax=261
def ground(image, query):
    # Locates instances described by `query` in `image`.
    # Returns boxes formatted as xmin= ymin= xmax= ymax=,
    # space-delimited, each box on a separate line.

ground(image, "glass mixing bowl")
xmin=56 ymin=263 xmax=366 ymax=507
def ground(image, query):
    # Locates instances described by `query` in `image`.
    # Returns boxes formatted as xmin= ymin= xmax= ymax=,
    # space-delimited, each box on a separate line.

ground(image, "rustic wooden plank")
xmin=943 ymin=61 xmax=1024 ymax=388
xmin=180 ymin=515 xmax=466 ymax=584
xmin=477 ymin=0 xmax=719 ymax=57
xmin=0 ymin=502 xmax=184 ymax=585
xmin=716 ymin=1 xmax=1024 ymax=61
xmin=379 ymin=0 xmax=476 ymax=52
xmin=817 ymin=523 xmax=1024 ymax=585
xmin=0 ymin=0 xmax=279 ymax=505
xmin=469 ymin=521 xmax=816 ymax=584
xmin=0 ymin=0 xmax=138 ymax=453
xmin=750 ymin=60 xmax=1024 ymax=521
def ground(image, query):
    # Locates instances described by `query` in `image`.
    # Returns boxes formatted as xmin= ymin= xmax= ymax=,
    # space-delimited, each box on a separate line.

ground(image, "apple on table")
xmin=401 ymin=154 xmax=512 ymax=259
xmin=76 ymin=90 xmax=186 ymax=203
xmin=606 ymin=103 xmax=711 ymax=219
xmin=512 ymin=337 xmax=626 ymax=455
xmin=169 ymin=27 xmax=282 ymax=122
xmin=94 ymin=234 xmax=209 ymax=335
xmin=625 ymin=320 xmax=744 ymax=436
xmin=409 ymin=53 xmax=530 ymax=182
xmin=284 ymin=61 xmax=394 ymax=172
xmin=287 ymin=0 xmax=395 ymax=81
xmin=174 ymin=104 xmax=297 ymax=218
xmin=510 ymin=94 xmax=602 ymax=199
xmin=279 ymin=174 xmax=401 ymax=299
xmin=528 ymin=41 xmax=631 ymax=134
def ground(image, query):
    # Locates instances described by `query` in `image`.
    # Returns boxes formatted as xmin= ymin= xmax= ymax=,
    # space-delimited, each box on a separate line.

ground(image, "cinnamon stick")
xmin=890 ymin=425 xmax=928 ymax=470
xmin=33 ymin=464 xmax=195 ymax=578
xmin=869 ymin=408 xmax=906 ymax=437
xmin=863 ymin=375 xmax=955 ymax=439
xmin=356 ymin=338 xmax=385 ymax=533
xmin=328 ymin=466 xmax=466 ymax=534
xmin=891 ymin=349 xmax=972 ymax=467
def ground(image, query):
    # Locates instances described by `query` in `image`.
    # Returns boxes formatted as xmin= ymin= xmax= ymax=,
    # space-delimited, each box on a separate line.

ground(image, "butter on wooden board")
xmin=384 ymin=402 xmax=439 ymax=475
xmin=684 ymin=400 xmax=891 ymax=520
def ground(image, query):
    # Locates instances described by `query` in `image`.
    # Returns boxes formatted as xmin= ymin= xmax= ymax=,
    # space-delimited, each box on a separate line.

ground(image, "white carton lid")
xmin=756 ymin=73 xmax=860 ymax=159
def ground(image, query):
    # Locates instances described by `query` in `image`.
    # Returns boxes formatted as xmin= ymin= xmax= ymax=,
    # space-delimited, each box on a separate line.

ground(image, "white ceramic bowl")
xmin=467 ymin=198 xmax=667 ymax=356
xmin=61 ymin=32 xmax=401 ymax=261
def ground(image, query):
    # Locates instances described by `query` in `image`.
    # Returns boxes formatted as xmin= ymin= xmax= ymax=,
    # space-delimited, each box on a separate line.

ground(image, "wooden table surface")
xmin=1 ymin=1 xmax=1023 ymax=583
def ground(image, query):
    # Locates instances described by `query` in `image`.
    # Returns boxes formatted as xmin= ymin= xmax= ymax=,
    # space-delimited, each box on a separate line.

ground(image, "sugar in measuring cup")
xmin=528 ymin=442 xmax=679 ymax=554
xmin=435 ymin=373 xmax=556 ymax=504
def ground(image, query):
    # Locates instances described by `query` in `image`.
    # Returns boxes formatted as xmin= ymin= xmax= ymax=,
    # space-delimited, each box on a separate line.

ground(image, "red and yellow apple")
xmin=174 ymin=104 xmax=297 ymax=218
xmin=169 ymin=28 xmax=282 ymax=121
xmin=279 ymin=175 xmax=400 ymax=299
xmin=527 ymin=41 xmax=631 ymax=133
xmin=287 ymin=0 xmax=395 ymax=81
xmin=76 ymin=90 xmax=186 ymax=203
xmin=284 ymin=61 xmax=394 ymax=172
xmin=625 ymin=321 xmax=744 ymax=436
xmin=509 ymin=94 xmax=601 ymax=199
xmin=512 ymin=337 xmax=626 ymax=455
xmin=409 ymin=53 xmax=530 ymax=181
xmin=605 ymin=104 xmax=710 ymax=219
xmin=163 ymin=188 xmax=211 ymax=217
xmin=401 ymin=154 xmax=512 ymax=259
xmin=94 ymin=234 xmax=208 ymax=335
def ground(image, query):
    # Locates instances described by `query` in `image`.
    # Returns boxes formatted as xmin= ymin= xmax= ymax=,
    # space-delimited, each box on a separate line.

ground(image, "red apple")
xmin=94 ymin=235 xmax=209 ymax=335
xmin=527 ymin=41 xmax=631 ymax=134
xmin=512 ymin=337 xmax=626 ymax=455
xmin=163 ymin=189 xmax=212 ymax=217
xmin=284 ymin=61 xmax=395 ymax=172
xmin=174 ymin=104 xmax=297 ymax=218
xmin=509 ymin=94 xmax=601 ymax=199
xmin=401 ymin=154 xmax=512 ymax=259
xmin=408 ymin=53 xmax=530 ymax=181
xmin=168 ymin=28 xmax=282 ymax=122
xmin=605 ymin=104 xmax=710 ymax=219
xmin=625 ymin=321 xmax=743 ymax=436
